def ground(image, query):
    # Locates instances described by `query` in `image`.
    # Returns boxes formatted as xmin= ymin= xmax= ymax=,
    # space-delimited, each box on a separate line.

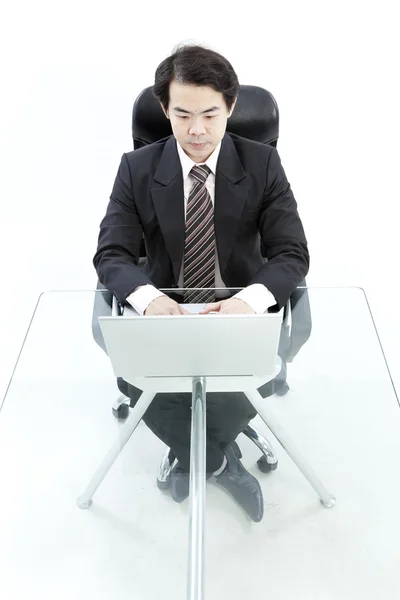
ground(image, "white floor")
xmin=0 ymin=371 xmax=399 ymax=599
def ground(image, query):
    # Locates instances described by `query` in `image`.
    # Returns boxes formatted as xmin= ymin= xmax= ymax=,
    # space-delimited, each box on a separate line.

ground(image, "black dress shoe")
xmin=215 ymin=442 xmax=264 ymax=522
xmin=170 ymin=461 xmax=217 ymax=503
xmin=170 ymin=463 xmax=190 ymax=503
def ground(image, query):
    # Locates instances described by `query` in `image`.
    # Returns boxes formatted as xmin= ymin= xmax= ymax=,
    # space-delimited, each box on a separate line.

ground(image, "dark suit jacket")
xmin=93 ymin=132 xmax=310 ymax=312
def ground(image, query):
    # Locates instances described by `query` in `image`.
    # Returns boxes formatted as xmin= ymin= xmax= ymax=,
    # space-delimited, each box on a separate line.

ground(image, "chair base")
xmin=113 ymin=387 xmax=283 ymax=477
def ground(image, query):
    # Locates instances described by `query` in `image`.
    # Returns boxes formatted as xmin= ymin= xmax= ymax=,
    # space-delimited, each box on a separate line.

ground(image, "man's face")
xmin=162 ymin=80 xmax=236 ymax=163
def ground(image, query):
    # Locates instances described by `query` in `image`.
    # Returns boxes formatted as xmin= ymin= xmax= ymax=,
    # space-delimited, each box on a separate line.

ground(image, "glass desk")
xmin=0 ymin=287 xmax=399 ymax=600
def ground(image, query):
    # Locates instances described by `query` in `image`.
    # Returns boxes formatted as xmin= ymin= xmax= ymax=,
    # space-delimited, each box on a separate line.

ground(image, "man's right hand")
xmin=144 ymin=296 xmax=190 ymax=316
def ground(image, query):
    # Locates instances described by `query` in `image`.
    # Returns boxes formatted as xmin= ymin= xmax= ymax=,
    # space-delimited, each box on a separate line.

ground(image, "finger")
xmin=199 ymin=301 xmax=222 ymax=314
xmin=178 ymin=305 xmax=191 ymax=314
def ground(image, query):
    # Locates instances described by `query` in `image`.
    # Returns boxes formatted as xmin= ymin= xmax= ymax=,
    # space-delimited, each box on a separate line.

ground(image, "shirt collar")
xmin=176 ymin=140 xmax=222 ymax=180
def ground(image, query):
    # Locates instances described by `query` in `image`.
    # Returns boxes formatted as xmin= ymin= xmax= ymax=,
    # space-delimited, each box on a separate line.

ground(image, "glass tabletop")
xmin=0 ymin=287 xmax=399 ymax=600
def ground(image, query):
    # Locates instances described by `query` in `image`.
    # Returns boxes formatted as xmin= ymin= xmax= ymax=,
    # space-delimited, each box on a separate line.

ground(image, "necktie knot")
xmin=190 ymin=164 xmax=211 ymax=186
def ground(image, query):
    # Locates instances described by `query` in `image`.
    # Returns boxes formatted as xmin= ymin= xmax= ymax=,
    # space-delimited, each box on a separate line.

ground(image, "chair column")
xmin=187 ymin=376 xmax=207 ymax=600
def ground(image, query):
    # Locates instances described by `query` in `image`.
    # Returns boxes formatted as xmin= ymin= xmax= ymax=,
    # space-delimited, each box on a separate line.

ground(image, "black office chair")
xmin=92 ymin=85 xmax=312 ymax=484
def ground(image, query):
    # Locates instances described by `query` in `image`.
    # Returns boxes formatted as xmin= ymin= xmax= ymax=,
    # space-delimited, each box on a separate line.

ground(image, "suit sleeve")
xmin=93 ymin=154 xmax=153 ymax=303
xmin=248 ymin=147 xmax=310 ymax=311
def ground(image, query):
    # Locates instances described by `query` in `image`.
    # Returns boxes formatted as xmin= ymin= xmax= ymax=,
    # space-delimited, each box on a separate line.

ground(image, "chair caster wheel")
xmin=112 ymin=403 xmax=130 ymax=419
xmin=257 ymin=456 xmax=278 ymax=473
xmin=275 ymin=382 xmax=290 ymax=396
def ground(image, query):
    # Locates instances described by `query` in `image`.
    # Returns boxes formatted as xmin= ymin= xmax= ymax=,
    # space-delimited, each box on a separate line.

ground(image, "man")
xmin=93 ymin=44 xmax=309 ymax=522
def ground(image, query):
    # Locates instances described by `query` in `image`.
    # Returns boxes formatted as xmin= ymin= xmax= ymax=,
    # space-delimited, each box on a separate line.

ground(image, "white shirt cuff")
xmin=233 ymin=284 xmax=277 ymax=314
xmin=126 ymin=285 xmax=166 ymax=315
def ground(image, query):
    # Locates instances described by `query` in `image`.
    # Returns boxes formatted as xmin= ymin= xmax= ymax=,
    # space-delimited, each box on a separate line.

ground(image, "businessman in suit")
xmin=93 ymin=44 xmax=309 ymax=522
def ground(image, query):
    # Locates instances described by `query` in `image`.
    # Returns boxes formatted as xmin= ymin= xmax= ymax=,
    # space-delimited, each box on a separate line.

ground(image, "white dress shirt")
xmin=127 ymin=139 xmax=277 ymax=315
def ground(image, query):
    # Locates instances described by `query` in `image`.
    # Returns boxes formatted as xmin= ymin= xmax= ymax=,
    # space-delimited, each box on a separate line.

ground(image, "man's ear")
xmin=160 ymin=103 xmax=169 ymax=119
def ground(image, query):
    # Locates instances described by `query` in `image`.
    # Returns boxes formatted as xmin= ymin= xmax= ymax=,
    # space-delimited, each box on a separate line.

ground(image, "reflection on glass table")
xmin=0 ymin=287 xmax=399 ymax=600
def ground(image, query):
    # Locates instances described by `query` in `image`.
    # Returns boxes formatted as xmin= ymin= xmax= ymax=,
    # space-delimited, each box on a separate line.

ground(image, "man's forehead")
xmin=169 ymin=81 xmax=223 ymax=107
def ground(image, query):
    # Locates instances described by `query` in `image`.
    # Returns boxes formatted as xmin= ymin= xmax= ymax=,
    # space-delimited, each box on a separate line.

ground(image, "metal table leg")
xmin=245 ymin=389 xmax=336 ymax=508
xmin=77 ymin=390 xmax=155 ymax=509
xmin=187 ymin=377 xmax=207 ymax=600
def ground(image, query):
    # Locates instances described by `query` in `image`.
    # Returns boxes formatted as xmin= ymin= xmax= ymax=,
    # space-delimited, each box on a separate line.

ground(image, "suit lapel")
xmin=151 ymin=137 xmax=185 ymax=283
xmin=214 ymin=134 xmax=249 ymax=277
xmin=150 ymin=133 xmax=249 ymax=284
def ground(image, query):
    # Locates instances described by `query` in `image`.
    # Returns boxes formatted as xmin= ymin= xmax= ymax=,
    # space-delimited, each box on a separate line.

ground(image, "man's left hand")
xmin=199 ymin=298 xmax=255 ymax=315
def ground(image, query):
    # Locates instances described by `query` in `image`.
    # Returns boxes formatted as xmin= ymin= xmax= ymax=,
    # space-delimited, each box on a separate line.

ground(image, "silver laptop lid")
xmin=99 ymin=308 xmax=283 ymax=378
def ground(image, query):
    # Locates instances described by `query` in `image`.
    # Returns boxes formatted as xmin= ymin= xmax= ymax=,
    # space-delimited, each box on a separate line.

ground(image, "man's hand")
xmin=199 ymin=298 xmax=255 ymax=315
xmin=144 ymin=296 xmax=190 ymax=316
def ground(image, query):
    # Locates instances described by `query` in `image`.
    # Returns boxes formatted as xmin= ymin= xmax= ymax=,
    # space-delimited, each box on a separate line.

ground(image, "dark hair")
xmin=153 ymin=44 xmax=239 ymax=112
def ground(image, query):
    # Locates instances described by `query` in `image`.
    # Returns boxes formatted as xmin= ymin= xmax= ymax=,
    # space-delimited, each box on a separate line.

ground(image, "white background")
xmin=0 ymin=0 xmax=399 ymax=399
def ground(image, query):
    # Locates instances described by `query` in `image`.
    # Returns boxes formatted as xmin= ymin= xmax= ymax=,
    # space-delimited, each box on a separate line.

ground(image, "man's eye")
xmin=179 ymin=116 xmax=189 ymax=119
xmin=206 ymin=115 xmax=216 ymax=119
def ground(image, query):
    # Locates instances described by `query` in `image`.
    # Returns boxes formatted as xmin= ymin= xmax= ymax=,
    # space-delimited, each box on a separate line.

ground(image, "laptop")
xmin=99 ymin=304 xmax=283 ymax=378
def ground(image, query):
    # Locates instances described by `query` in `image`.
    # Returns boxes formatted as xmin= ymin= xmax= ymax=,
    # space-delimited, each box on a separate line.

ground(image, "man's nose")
xmin=189 ymin=119 xmax=206 ymax=136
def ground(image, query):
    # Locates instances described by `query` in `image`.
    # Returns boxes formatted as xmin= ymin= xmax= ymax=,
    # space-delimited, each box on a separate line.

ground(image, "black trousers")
xmin=126 ymin=384 xmax=257 ymax=473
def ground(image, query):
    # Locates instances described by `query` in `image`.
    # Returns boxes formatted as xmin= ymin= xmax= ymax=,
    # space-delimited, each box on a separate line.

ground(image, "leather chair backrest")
xmin=132 ymin=84 xmax=279 ymax=149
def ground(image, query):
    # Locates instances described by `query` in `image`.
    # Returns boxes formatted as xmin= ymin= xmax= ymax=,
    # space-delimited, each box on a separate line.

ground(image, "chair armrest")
xmin=92 ymin=255 xmax=146 ymax=350
xmin=285 ymin=283 xmax=312 ymax=362
xmin=92 ymin=281 xmax=113 ymax=353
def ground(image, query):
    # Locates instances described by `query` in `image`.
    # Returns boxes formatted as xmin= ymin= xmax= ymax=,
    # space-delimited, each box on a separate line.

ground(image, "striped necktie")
xmin=183 ymin=164 xmax=215 ymax=304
